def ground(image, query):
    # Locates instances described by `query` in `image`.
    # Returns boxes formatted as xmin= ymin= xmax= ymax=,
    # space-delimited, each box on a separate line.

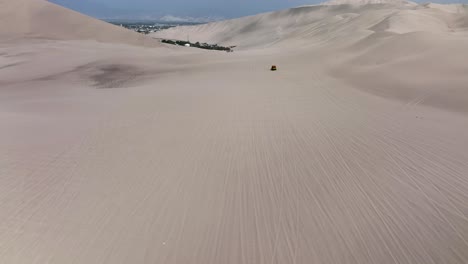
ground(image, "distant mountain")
xmin=323 ymin=0 xmax=416 ymax=5
xmin=159 ymin=15 xmax=224 ymax=23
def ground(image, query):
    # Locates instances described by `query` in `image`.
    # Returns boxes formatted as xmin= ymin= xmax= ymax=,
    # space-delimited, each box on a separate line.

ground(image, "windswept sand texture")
xmin=2 ymin=0 xmax=468 ymax=263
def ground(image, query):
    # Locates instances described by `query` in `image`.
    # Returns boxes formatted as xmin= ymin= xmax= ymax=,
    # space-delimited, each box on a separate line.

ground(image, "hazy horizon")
xmin=49 ymin=0 xmax=468 ymax=21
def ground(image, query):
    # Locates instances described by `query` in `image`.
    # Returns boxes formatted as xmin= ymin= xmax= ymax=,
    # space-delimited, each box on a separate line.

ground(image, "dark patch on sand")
xmin=34 ymin=63 xmax=146 ymax=88
xmin=89 ymin=64 xmax=144 ymax=88
xmin=5 ymin=61 xmax=180 ymax=89
xmin=0 ymin=62 xmax=22 ymax=70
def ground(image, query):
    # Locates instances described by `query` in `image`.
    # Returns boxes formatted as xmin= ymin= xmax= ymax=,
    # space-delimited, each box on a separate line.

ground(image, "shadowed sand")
xmin=2 ymin=0 xmax=468 ymax=263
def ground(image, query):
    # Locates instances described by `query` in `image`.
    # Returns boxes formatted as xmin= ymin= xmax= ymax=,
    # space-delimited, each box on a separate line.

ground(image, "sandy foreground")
xmin=2 ymin=0 xmax=468 ymax=263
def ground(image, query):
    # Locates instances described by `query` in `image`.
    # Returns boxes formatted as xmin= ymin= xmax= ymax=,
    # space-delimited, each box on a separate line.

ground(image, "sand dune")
xmin=152 ymin=3 xmax=468 ymax=48
xmin=2 ymin=0 xmax=468 ymax=264
xmin=153 ymin=3 xmax=468 ymax=112
xmin=0 ymin=0 xmax=158 ymax=46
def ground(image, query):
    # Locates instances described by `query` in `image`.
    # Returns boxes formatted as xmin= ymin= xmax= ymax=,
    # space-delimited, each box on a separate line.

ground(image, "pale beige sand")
xmin=2 ymin=0 xmax=468 ymax=263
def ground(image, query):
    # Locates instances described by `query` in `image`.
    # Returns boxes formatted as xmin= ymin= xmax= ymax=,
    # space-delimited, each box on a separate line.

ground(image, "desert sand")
xmin=1 ymin=0 xmax=468 ymax=263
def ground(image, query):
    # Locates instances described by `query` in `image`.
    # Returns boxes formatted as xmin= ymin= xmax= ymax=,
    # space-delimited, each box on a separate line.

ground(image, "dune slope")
xmin=0 ymin=0 xmax=157 ymax=46
xmin=152 ymin=3 xmax=468 ymax=48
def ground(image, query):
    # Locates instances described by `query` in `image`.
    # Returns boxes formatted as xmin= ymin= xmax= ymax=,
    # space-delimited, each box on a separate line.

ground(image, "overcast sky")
xmin=50 ymin=0 xmax=467 ymax=20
